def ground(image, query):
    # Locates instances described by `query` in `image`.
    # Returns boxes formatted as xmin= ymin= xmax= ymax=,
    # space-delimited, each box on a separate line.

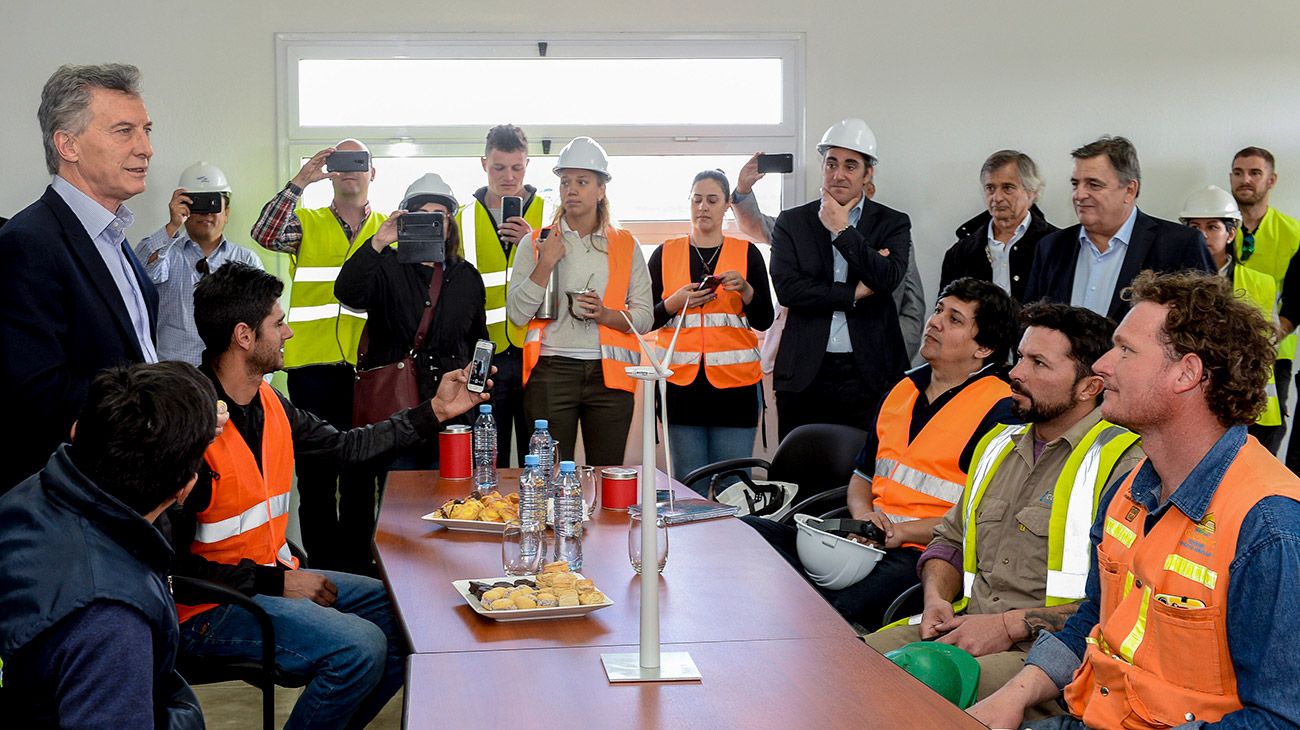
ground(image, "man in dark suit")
xmin=0 ymin=63 xmax=159 ymax=492
xmin=770 ymin=118 xmax=911 ymax=440
xmin=941 ymin=150 xmax=1057 ymax=304
xmin=1022 ymin=136 xmax=1212 ymax=322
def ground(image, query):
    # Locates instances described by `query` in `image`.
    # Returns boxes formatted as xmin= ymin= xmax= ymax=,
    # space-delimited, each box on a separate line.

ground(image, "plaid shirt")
xmin=249 ymin=182 xmax=372 ymax=256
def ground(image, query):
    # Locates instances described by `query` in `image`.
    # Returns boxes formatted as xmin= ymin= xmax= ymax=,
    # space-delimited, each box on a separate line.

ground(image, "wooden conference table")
xmin=375 ymin=469 xmax=982 ymax=729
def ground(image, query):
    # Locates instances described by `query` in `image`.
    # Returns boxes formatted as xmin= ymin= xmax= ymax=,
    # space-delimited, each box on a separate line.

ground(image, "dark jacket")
xmin=0 ymin=187 xmax=159 ymax=493
xmin=770 ymin=197 xmax=911 ymax=394
xmin=0 ymin=447 xmax=202 ymax=729
xmin=1022 ymin=209 xmax=1213 ymax=322
xmin=335 ymin=245 xmax=487 ymax=401
xmin=939 ymin=204 xmax=1057 ymax=303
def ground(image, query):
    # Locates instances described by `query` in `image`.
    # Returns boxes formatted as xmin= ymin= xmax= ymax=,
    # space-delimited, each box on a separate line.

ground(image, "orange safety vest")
xmin=1062 ymin=437 xmax=1300 ymax=728
xmin=654 ymin=236 xmax=762 ymax=388
xmin=522 ymin=226 xmax=642 ymax=393
xmin=872 ymin=373 xmax=1010 ymax=549
xmin=176 ymin=382 xmax=298 ymax=623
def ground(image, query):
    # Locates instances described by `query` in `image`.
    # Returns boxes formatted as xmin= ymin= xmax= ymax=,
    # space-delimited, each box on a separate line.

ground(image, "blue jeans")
xmin=668 ymin=424 xmax=756 ymax=496
xmin=178 ymin=570 xmax=407 ymax=730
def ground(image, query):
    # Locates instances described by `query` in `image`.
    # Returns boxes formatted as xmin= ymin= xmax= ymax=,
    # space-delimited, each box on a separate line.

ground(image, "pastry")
xmin=574 ymin=578 xmax=595 ymax=594
xmin=542 ymin=560 xmax=570 ymax=574
xmin=481 ymin=587 xmax=508 ymax=603
xmin=557 ymin=592 xmax=580 ymax=607
xmin=549 ymin=573 xmax=577 ymax=591
xmin=450 ymin=500 xmax=483 ymax=520
xmin=507 ymin=586 xmax=535 ymax=598
xmin=535 ymin=592 xmax=558 ymax=607
xmin=488 ymin=597 xmax=515 ymax=611
xmin=512 ymin=594 xmax=538 ymax=609
xmin=579 ymin=591 xmax=607 ymax=605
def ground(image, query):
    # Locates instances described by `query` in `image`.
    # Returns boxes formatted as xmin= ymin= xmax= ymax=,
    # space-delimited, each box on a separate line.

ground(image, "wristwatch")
xmin=834 ymin=223 xmax=852 ymax=239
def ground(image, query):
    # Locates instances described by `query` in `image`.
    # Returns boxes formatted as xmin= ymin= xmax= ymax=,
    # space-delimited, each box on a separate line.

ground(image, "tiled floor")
xmin=192 ymin=682 xmax=402 ymax=729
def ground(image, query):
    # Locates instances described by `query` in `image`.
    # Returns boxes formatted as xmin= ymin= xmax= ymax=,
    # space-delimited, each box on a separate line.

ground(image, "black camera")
xmin=397 ymin=211 xmax=446 ymax=264
xmin=186 ymin=191 xmax=224 ymax=214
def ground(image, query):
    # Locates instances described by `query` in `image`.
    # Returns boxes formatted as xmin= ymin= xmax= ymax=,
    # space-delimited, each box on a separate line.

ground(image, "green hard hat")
xmin=884 ymin=642 xmax=981 ymax=709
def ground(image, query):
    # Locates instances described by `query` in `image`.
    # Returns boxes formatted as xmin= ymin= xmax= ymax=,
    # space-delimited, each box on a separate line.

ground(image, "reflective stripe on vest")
xmin=1233 ymin=265 xmax=1282 ymax=426
xmin=456 ymin=196 xmax=544 ymax=352
xmin=284 ymin=207 xmax=385 ymax=367
xmin=1063 ymin=438 xmax=1300 ymax=727
xmin=521 ymin=227 xmax=643 ymax=393
xmin=1235 ymin=207 xmax=1300 ymax=360
xmin=871 ymin=372 xmax=1011 ymax=549
xmin=654 ymin=237 xmax=761 ymax=388
xmin=177 ymin=382 xmax=298 ymax=623
xmin=957 ymin=419 xmax=1138 ymax=612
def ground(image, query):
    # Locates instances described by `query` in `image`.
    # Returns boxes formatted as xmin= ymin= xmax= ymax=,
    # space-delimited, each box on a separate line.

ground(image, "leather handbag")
xmin=352 ymin=265 xmax=444 ymax=426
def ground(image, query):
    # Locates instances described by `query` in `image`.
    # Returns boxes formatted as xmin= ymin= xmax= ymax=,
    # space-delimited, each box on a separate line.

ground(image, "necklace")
xmin=692 ymin=239 xmax=722 ymax=272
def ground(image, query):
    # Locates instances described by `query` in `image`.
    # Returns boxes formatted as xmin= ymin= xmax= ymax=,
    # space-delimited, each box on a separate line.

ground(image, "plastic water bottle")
xmin=528 ymin=419 xmax=555 ymax=497
xmin=473 ymin=404 xmax=498 ymax=491
xmin=518 ymin=454 xmax=547 ymax=565
xmin=554 ymin=461 xmax=583 ymax=570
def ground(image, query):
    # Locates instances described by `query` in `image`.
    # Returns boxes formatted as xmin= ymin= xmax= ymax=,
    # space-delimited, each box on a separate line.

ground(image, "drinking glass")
xmin=628 ymin=513 xmax=669 ymax=574
xmin=576 ymin=465 xmax=598 ymax=519
xmin=503 ymin=521 xmax=547 ymax=576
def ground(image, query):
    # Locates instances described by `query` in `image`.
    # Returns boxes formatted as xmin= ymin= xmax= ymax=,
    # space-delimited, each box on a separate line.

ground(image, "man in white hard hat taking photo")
xmin=136 ymin=162 xmax=265 ymax=366
xmin=769 ymin=118 xmax=913 ymax=439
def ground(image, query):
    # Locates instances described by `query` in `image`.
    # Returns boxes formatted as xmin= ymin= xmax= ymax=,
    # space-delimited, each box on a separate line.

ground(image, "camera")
xmin=186 ymin=191 xmax=224 ymax=215
xmin=397 ymin=211 xmax=446 ymax=264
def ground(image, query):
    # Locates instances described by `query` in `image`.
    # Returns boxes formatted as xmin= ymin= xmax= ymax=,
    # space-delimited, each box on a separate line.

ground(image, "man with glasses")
xmin=136 ymin=162 xmax=264 ymax=366
xmin=1231 ymin=147 xmax=1300 ymax=470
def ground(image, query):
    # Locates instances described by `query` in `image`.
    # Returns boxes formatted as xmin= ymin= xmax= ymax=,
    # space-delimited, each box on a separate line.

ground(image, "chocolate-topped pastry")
xmin=512 ymin=579 xmax=537 ymax=588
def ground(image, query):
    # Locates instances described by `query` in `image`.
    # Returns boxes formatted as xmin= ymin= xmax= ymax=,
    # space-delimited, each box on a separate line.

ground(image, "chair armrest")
xmin=681 ymin=457 xmax=772 ymax=499
xmin=289 ymin=540 xmax=308 ymax=568
xmin=172 ymin=576 xmax=277 ymax=673
xmin=778 ymin=485 xmax=849 ymax=525
xmin=881 ymin=583 xmax=924 ymax=627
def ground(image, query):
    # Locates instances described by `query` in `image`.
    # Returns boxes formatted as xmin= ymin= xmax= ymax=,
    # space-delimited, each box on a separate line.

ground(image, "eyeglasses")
xmin=1241 ymin=232 xmax=1256 ymax=262
xmin=196 ymin=257 xmax=210 ymax=276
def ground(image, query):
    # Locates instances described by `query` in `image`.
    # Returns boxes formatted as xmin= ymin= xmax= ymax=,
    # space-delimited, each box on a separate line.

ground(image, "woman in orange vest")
xmin=648 ymin=170 xmax=774 ymax=492
xmin=505 ymin=137 xmax=653 ymax=465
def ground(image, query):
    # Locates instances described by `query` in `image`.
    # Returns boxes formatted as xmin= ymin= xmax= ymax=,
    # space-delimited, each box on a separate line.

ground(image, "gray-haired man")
xmin=0 ymin=63 xmax=159 ymax=493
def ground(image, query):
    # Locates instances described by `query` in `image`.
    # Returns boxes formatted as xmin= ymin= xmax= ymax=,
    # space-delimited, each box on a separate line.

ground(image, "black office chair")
xmin=173 ymin=542 xmax=310 ymax=729
xmin=681 ymin=423 xmax=868 ymax=523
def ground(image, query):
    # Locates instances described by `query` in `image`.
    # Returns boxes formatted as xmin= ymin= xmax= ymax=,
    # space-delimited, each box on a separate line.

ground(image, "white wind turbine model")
xmin=600 ymin=311 xmax=701 ymax=682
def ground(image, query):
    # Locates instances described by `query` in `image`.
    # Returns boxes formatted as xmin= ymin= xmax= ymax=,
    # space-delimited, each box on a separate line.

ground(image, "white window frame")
xmin=275 ymin=32 xmax=806 ymax=238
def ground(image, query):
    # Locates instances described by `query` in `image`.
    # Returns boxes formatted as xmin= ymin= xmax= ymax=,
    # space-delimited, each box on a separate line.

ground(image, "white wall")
xmin=3 ymin=0 xmax=1299 ymax=298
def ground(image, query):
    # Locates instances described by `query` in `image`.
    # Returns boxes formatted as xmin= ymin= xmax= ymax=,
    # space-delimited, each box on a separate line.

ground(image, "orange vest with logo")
xmin=1063 ymin=437 xmax=1300 ymax=728
xmin=522 ymin=226 xmax=642 ymax=393
xmin=872 ymin=373 xmax=1010 ymax=549
xmin=654 ymin=236 xmax=762 ymax=388
xmin=176 ymin=381 xmax=298 ymax=623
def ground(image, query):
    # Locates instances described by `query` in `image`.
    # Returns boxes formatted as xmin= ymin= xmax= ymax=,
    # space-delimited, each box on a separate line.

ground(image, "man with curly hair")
xmin=970 ymin=270 xmax=1300 ymax=729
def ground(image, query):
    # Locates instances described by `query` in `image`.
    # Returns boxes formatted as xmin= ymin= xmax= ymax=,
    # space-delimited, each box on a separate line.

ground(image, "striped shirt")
xmin=249 ymin=182 xmax=371 ymax=256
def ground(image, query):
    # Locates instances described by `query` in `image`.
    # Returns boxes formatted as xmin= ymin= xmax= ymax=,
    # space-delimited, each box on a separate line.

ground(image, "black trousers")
xmin=286 ymin=363 xmax=376 ymax=574
xmin=523 ymin=356 xmax=633 ymax=466
xmin=1252 ymin=358 xmax=1289 ymax=454
xmin=742 ymin=515 xmax=921 ymax=631
xmin=489 ymin=347 xmax=530 ymax=467
xmin=774 ymin=353 xmax=883 ymax=442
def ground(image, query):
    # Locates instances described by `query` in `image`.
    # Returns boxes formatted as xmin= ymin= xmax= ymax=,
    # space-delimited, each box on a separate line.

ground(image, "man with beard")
xmin=865 ymin=303 xmax=1143 ymax=717
xmin=169 ymin=262 xmax=491 ymax=728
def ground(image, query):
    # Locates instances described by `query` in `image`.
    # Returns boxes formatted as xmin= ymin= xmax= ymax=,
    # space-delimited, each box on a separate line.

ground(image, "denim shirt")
xmin=1025 ymin=426 xmax=1300 ymax=729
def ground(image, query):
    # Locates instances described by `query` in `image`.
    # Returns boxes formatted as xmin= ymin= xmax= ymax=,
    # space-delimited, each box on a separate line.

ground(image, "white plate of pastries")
xmin=453 ymin=561 xmax=613 ymax=622
xmin=421 ymin=490 xmax=520 ymax=533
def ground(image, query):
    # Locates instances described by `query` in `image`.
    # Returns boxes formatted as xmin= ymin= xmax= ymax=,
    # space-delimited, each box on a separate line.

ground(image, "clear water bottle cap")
xmin=479 ymin=404 xmax=492 ymax=413
xmin=559 ymin=460 xmax=576 ymax=473
xmin=524 ymin=454 xmax=539 ymax=466
xmin=534 ymin=419 xmax=548 ymax=429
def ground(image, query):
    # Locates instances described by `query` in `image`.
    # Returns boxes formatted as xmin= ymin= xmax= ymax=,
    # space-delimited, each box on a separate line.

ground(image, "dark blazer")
xmin=1022 ymin=208 xmax=1212 ymax=322
xmin=0 ymin=186 xmax=158 ymax=492
xmin=940 ymin=204 xmax=1057 ymax=303
xmin=770 ymin=197 xmax=911 ymax=394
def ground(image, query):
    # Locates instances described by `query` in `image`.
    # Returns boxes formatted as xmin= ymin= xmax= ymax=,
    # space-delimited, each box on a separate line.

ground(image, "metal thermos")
xmin=536 ymin=229 xmax=560 ymax=320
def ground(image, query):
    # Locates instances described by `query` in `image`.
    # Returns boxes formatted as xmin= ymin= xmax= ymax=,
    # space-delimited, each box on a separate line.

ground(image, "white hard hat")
xmin=1180 ymin=185 xmax=1241 ymax=223
xmin=552 ymin=136 xmax=612 ymax=182
xmin=400 ymin=173 xmax=459 ymax=212
xmin=794 ymin=514 xmax=885 ymax=590
xmin=817 ymin=118 xmax=878 ymax=164
xmin=178 ymin=161 xmax=231 ymax=193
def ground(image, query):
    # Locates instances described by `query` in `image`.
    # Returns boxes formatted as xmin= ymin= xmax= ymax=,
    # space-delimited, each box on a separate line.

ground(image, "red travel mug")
xmin=440 ymin=425 xmax=472 ymax=479
xmin=601 ymin=467 xmax=638 ymax=511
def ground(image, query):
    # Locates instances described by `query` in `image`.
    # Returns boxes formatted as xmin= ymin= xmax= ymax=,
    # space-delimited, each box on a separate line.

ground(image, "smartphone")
xmin=757 ymin=153 xmax=794 ymax=174
xmin=185 ymin=191 xmax=224 ymax=214
xmin=500 ymin=195 xmax=523 ymax=223
xmin=697 ymin=274 xmax=723 ymax=292
xmin=397 ymin=211 xmax=446 ymax=264
xmin=326 ymin=149 xmax=371 ymax=173
xmin=467 ymin=339 xmax=494 ymax=393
